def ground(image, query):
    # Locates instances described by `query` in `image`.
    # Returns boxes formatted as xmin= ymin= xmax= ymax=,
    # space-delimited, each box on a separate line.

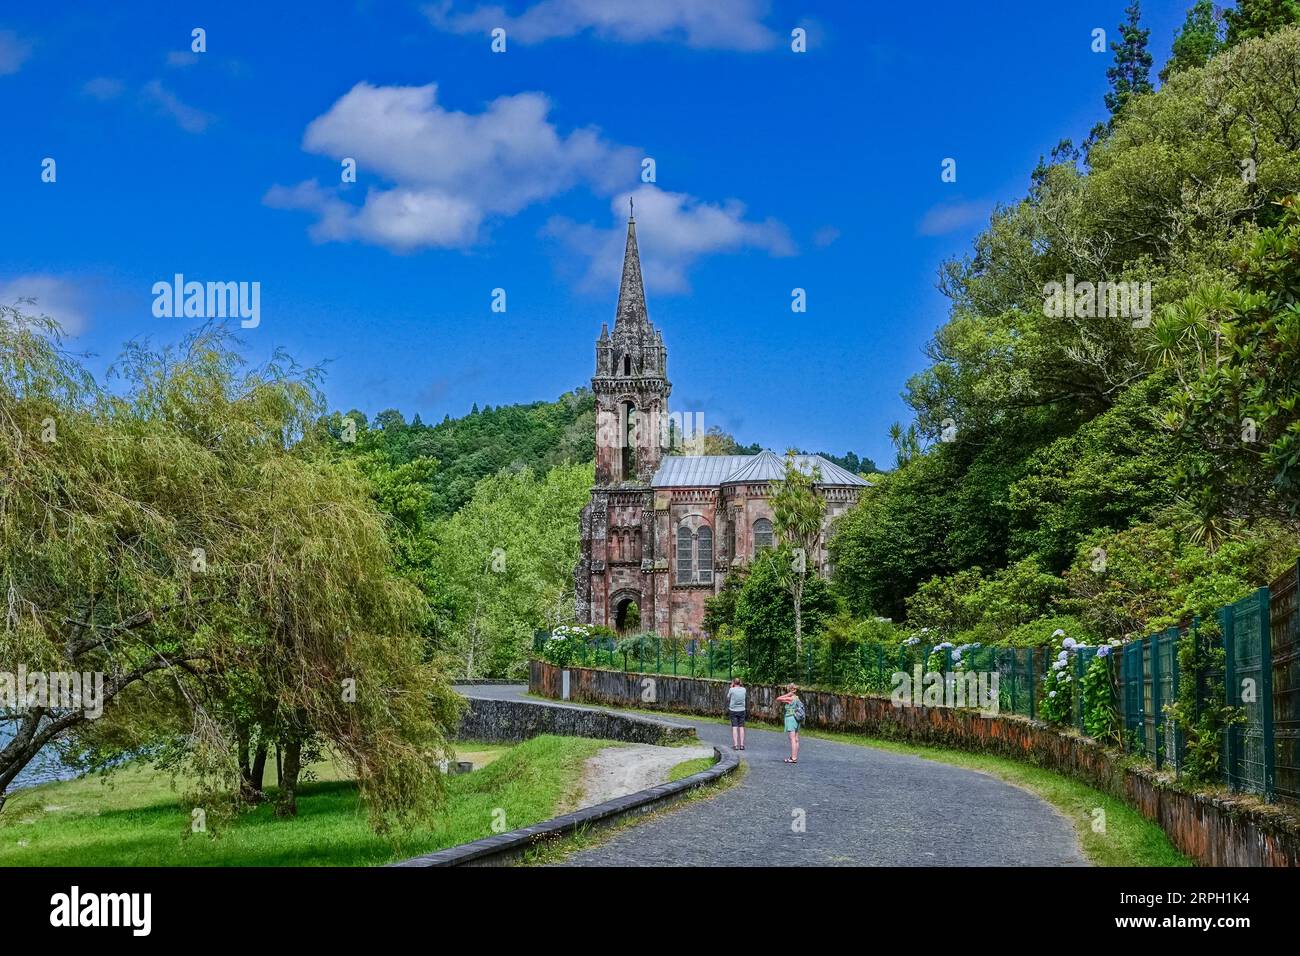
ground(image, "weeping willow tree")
xmin=0 ymin=305 xmax=460 ymax=829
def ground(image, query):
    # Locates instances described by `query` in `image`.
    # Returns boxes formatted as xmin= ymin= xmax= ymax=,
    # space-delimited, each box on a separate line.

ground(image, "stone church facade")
xmin=574 ymin=210 xmax=871 ymax=639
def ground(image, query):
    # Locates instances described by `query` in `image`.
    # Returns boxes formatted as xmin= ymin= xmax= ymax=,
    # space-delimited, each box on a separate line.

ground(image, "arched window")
xmin=697 ymin=527 xmax=713 ymax=583
xmin=622 ymin=402 xmax=637 ymax=479
xmin=623 ymin=354 xmax=631 ymax=375
xmin=676 ymin=526 xmax=693 ymax=583
xmin=753 ymin=518 xmax=774 ymax=553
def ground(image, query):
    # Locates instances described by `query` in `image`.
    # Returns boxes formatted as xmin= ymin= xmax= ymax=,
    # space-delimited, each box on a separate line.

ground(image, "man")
xmin=725 ymin=678 xmax=747 ymax=751
xmin=776 ymin=683 xmax=802 ymax=763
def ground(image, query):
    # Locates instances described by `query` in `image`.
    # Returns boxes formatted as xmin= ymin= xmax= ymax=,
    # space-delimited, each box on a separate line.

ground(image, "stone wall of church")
xmin=581 ymin=482 xmax=863 ymax=634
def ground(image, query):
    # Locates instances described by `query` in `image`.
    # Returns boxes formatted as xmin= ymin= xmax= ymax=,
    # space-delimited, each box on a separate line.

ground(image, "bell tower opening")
xmin=622 ymin=401 xmax=637 ymax=480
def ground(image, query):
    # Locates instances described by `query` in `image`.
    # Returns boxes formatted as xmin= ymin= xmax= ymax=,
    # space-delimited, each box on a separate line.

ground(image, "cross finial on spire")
xmin=628 ymin=195 xmax=634 ymax=220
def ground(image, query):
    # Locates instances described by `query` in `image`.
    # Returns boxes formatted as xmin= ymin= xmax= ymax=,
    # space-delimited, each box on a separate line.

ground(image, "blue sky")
xmin=1 ymin=1 xmax=1200 ymax=469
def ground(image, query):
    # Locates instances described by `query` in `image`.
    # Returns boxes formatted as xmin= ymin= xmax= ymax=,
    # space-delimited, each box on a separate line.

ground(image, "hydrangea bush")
xmin=543 ymin=624 xmax=591 ymax=667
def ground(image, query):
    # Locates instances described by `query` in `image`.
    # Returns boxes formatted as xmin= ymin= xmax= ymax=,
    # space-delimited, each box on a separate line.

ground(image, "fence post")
xmin=1028 ymin=648 xmax=1036 ymax=720
xmin=1220 ymin=605 xmax=1237 ymax=790
xmin=672 ymin=640 xmax=677 ymax=676
xmin=1151 ymin=633 xmax=1163 ymax=769
xmin=656 ymin=637 xmax=662 ymax=674
xmin=1259 ymin=587 xmax=1276 ymax=802
xmin=1166 ymin=627 xmax=1181 ymax=772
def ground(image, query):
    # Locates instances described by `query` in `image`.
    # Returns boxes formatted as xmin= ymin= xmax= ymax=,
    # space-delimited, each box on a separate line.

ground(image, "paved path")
xmin=459 ymin=685 xmax=1087 ymax=867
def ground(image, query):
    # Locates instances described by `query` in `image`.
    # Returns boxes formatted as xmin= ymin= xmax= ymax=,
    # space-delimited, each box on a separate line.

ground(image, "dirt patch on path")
xmin=566 ymin=743 xmax=714 ymax=811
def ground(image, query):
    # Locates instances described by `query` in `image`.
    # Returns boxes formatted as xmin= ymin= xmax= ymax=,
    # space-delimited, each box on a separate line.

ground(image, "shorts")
xmin=785 ymin=716 xmax=799 ymax=733
xmin=729 ymin=710 xmax=746 ymax=727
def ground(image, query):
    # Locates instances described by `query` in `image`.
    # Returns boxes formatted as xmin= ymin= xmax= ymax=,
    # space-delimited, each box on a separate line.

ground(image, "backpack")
xmin=793 ymin=698 xmax=806 ymax=723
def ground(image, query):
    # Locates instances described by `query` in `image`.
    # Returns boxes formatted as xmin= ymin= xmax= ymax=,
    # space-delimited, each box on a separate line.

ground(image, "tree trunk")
xmin=276 ymin=739 xmax=302 ymax=817
xmin=240 ymin=734 xmax=268 ymax=802
xmin=793 ymin=575 xmax=804 ymax=656
xmin=236 ymin=724 xmax=253 ymax=799
xmin=250 ymin=741 xmax=268 ymax=795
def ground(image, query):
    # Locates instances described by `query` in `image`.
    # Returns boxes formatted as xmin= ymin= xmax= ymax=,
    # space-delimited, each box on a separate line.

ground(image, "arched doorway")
xmin=612 ymin=591 xmax=642 ymax=633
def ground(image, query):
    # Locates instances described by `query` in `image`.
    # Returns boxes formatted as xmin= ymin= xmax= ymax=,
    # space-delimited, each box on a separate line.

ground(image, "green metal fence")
xmin=1272 ymin=561 xmax=1300 ymax=803
xmin=1222 ymin=588 xmax=1274 ymax=799
xmin=996 ymin=647 xmax=1036 ymax=719
xmin=1155 ymin=628 xmax=1181 ymax=770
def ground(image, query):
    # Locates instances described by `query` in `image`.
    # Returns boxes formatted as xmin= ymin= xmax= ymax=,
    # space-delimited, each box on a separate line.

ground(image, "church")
xmin=574 ymin=207 xmax=871 ymax=638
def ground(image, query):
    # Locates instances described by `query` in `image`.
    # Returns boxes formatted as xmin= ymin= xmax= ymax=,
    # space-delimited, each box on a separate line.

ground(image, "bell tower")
xmin=592 ymin=200 xmax=671 ymax=486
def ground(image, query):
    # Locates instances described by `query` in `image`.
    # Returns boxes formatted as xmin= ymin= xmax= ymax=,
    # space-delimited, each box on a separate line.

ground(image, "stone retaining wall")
xmin=455 ymin=692 xmax=696 ymax=746
xmin=530 ymin=660 xmax=1300 ymax=867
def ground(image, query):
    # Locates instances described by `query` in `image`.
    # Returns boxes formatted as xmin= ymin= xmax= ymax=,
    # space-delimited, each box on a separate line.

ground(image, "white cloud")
xmin=82 ymin=77 xmax=125 ymax=101
xmin=422 ymin=0 xmax=777 ymax=50
xmin=265 ymin=179 xmax=485 ymax=251
xmin=813 ymin=225 xmax=840 ymax=248
xmin=266 ymin=82 xmax=638 ymax=252
xmin=544 ymin=185 xmax=795 ymax=294
xmin=142 ymin=79 xmax=213 ymax=133
xmin=166 ymin=50 xmax=200 ymax=68
xmin=918 ymin=199 xmax=993 ymax=237
xmin=0 ymin=275 xmax=91 ymax=335
xmin=0 ymin=29 xmax=32 ymax=75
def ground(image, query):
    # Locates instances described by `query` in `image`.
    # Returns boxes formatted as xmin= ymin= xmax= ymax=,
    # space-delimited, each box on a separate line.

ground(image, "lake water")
xmin=0 ymin=725 xmax=79 ymax=792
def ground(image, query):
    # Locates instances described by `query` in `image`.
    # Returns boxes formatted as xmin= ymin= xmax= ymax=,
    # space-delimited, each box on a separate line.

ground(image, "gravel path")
xmin=458 ymin=684 xmax=1087 ymax=867
xmin=569 ymin=743 xmax=714 ymax=810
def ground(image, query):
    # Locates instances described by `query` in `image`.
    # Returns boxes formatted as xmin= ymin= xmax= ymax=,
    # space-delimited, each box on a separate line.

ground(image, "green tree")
xmin=1158 ymin=197 xmax=1300 ymax=533
xmin=1161 ymin=0 xmax=1223 ymax=80
xmin=427 ymin=462 xmax=592 ymax=678
xmin=1224 ymin=0 xmax=1300 ymax=46
xmin=703 ymin=568 xmax=747 ymax=637
xmin=1106 ymin=1 xmax=1154 ymax=117
xmin=0 ymin=311 xmax=460 ymax=826
xmin=771 ymin=451 xmax=826 ymax=655
xmin=734 ymin=549 xmax=836 ymax=683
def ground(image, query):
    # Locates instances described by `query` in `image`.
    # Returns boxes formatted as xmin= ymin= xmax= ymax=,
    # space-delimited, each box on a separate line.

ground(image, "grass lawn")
xmin=0 ymin=735 xmax=611 ymax=867
xmin=666 ymin=756 xmax=715 ymax=782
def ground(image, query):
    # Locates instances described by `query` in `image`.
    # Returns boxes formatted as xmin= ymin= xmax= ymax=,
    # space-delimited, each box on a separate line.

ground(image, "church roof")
xmin=651 ymin=450 xmax=872 ymax=488
xmin=651 ymin=455 xmax=752 ymax=487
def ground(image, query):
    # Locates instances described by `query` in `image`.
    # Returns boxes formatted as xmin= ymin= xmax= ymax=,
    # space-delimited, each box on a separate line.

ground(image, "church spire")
xmin=614 ymin=198 xmax=649 ymax=330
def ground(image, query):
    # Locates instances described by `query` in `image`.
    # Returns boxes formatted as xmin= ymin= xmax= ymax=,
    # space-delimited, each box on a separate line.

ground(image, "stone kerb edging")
xmin=390 ymin=744 xmax=737 ymax=867
xmin=529 ymin=660 xmax=1300 ymax=867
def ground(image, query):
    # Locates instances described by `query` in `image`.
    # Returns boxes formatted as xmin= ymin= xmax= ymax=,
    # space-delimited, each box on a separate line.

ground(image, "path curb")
xmin=389 ymin=745 xmax=739 ymax=867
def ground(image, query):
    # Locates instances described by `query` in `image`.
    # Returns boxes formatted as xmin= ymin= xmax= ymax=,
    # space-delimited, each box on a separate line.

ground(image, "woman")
xmin=725 ymin=678 xmax=747 ymax=751
xmin=775 ymin=683 xmax=802 ymax=763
